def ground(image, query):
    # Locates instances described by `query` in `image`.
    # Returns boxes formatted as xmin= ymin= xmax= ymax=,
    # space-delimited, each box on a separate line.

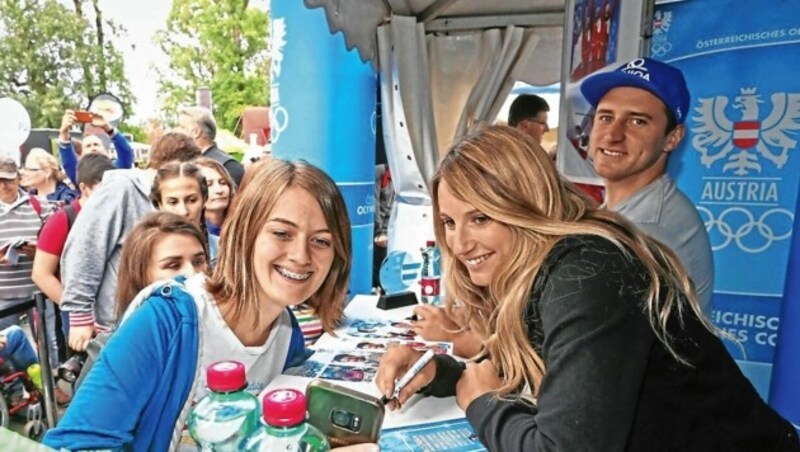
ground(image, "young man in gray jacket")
xmin=580 ymin=58 xmax=714 ymax=317
xmin=60 ymin=133 xmax=201 ymax=352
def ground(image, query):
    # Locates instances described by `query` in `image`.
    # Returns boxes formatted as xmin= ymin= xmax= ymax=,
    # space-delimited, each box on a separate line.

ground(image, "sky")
xmin=96 ymin=0 xmax=171 ymax=122
xmin=69 ymin=0 xmax=269 ymax=123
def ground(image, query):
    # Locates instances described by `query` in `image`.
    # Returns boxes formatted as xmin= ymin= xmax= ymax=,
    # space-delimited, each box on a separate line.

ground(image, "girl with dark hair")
xmin=194 ymin=157 xmax=236 ymax=237
xmin=150 ymin=161 xmax=219 ymax=266
xmin=115 ymin=212 xmax=209 ymax=318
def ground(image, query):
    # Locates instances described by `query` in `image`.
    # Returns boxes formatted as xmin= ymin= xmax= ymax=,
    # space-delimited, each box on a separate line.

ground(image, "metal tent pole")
xmin=32 ymin=293 xmax=57 ymax=428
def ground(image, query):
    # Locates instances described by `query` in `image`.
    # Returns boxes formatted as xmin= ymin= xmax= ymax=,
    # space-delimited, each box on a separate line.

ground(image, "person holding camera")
xmin=375 ymin=126 xmax=798 ymax=451
xmin=57 ymin=109 xmax=135 ymax=188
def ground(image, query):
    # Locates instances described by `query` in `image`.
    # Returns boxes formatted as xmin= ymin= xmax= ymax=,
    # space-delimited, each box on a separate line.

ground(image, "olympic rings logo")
xmin=650 ymin=39 xmax=672 ymax=58
xmin=270 ymin=106 xmax=289 ymax=144
xmin=698 ymin=206 xmax=794 ymax=253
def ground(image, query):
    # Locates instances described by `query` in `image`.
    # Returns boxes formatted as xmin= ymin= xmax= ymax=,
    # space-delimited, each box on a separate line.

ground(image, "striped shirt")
xmin=0 ymin=192 xmax=48 ymax=301
xmin=290 ymin=304 xmax=323 ymax=347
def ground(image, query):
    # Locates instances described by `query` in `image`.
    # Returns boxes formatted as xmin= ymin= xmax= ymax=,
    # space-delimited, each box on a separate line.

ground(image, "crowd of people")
xmin=0 ymin=57 xmax=797 ymax=451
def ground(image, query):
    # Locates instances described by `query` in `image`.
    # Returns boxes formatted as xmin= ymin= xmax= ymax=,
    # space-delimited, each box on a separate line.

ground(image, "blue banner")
xmin=655 ymin=0 xmax=800 ymax=402
xmin=380 ymin=418 xmax=486 ymax=451
xmin=270 ymin=2 xmax=378 ymax=296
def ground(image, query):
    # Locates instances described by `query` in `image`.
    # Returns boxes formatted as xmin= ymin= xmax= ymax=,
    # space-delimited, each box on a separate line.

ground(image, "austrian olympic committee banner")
xmin=654 ymin=0 xmax=800 ymax=401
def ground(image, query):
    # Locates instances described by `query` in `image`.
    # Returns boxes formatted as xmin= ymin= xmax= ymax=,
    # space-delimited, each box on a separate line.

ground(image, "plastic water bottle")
xmin=241 ymin=388 xmax=330 ymax=451
xmin=420 ymin=240 xmax=441 ymax=305
xmin=187 ymin=361 xmax=260 ymax=451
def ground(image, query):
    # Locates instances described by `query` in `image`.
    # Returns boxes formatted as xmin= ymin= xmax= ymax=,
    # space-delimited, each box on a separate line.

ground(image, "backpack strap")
xmin=64 ymin=203 xmax=78 ymax=231
xmin=29 ymin=195 xmax=42 ymax=217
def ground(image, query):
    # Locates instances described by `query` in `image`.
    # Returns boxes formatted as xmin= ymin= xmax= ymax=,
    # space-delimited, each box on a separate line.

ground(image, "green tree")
xmin=156 ymin=0 xmax=269 ymax=132
xmin=118 ymin=122 xmax=148 ymax=143
xmin=0 ymin=0 xmax=133 ymax=128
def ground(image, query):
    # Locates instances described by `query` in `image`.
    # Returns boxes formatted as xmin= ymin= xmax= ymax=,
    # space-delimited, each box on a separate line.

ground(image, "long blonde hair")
xmin=206 ymin=159 xmax=351 ymax=333
xmin=431 ymin=125 xmax=712 ymax=399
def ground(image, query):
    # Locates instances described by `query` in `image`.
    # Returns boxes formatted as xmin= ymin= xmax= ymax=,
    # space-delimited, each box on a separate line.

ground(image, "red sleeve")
xmin=37 ymin=209 xmax=69 ymax=256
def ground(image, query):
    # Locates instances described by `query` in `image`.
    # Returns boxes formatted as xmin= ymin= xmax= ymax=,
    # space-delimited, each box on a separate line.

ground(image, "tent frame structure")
xmin=306 ymin=0 xmax=652 ymax=257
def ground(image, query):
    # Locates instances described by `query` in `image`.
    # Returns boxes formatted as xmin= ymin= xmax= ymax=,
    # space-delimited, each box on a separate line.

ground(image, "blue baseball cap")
xmin=580 ymin=57 xmax=690 ymax=125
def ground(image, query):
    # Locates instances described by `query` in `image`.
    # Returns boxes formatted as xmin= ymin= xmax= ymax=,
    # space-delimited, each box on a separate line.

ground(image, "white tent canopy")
xmin=305 ymin=0 xmax=565 ymax=85
xmin=305 ymin=0 xmax=566 ymax=255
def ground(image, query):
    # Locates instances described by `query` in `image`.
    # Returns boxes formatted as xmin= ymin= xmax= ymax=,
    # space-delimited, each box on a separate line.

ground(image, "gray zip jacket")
xmin=60 ymin=169 xmax=154 ymax=329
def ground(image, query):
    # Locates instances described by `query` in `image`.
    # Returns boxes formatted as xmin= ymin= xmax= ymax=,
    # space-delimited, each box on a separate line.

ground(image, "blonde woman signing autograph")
xmin=376 ymin=126 xmax=798 ymax=451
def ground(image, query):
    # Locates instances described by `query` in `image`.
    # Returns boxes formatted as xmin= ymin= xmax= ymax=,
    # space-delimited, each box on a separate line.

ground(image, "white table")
xmin=264 ymin=295 xmax=465 ymax=429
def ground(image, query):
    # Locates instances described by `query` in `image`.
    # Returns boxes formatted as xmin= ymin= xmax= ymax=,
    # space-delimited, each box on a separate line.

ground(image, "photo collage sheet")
xmin=284 ymin=317 xmax=453 ymax=385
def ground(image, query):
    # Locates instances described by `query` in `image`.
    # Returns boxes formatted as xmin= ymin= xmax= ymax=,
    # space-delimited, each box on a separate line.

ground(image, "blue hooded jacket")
xmin=43 ymin=278 xmax=306 ymax=451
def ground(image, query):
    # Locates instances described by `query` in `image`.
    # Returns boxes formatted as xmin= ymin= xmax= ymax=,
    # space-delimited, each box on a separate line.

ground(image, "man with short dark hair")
xmin=178 ymin=106 xmax=244 ymax=186
xmin=508 ymin=94 xmax=551 ymax=145
xmin=59 ymin=133 xmax=201 ymax=351
xmin=581 ymin=57 xmax=714 ymax=315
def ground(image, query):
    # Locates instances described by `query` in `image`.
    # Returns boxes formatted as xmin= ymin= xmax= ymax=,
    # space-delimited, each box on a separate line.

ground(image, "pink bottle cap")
xmin=206 ymin=361 xmax=247 ymax=393
xmin=262 ymin=388 xmax=307 ymax=427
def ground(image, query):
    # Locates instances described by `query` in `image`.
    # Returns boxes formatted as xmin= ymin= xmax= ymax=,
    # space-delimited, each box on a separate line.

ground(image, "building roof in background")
xmin=237 ymin=106 xmax=270 ymax=145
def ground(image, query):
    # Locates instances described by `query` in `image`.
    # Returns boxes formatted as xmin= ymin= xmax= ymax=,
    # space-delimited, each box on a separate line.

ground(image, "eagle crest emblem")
xmin=692 ymin=88 xmax=800 ymax=175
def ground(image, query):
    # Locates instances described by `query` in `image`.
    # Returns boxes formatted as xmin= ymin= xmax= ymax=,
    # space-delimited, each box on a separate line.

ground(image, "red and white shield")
xmin=733 ymin=121 xmax=760 ymax=149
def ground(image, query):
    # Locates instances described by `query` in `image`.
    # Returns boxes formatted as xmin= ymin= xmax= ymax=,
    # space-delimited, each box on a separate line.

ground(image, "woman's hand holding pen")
xmin=456 ymin=360 xmax=502 ymax=410
xmin=375 ymin=346 xmax=436 ymax=410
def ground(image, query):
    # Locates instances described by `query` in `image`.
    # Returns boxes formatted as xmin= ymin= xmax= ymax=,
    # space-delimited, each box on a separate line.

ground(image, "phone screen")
xmin=74 ymin=111 xmax=93 ymax=123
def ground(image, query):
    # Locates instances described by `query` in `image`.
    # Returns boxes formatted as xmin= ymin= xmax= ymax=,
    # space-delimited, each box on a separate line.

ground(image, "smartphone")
xmin=0 ymin=240 xmax=18 ymax=260
xmin=306 ymin=380 xmax=385 ymax=447
xmin=3 ymin=244 xmax=19 ymax=265
xmin=74 ymin=110 xmax=93 ymax=123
